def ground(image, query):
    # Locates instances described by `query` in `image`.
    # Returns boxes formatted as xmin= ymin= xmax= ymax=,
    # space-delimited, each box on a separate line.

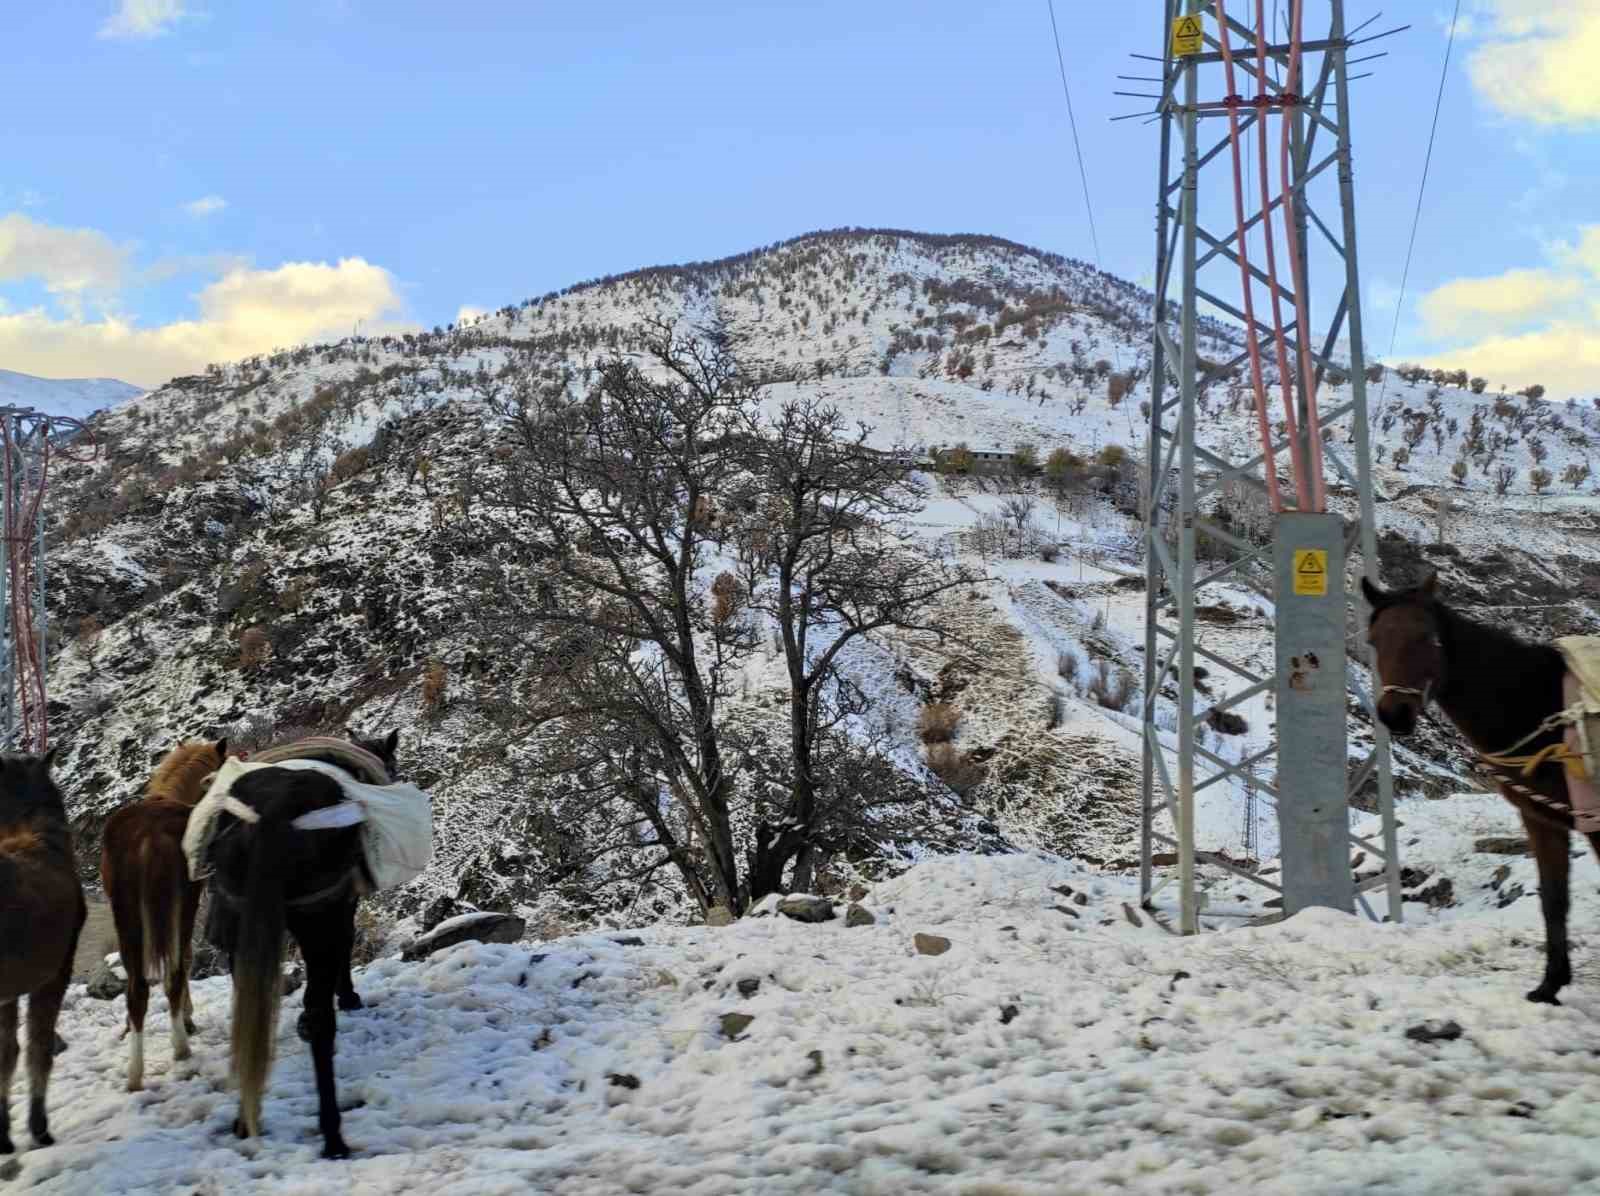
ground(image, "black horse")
xmin=1364 ymin=572 xmax=1599 ymax=1004
xmin=204 ymin=730 xmax=398 ymax=1159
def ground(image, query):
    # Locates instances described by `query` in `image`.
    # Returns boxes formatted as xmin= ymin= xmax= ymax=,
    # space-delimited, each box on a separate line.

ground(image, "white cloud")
xmin=98 ymin=0 xmax=190 ymax=40
xmin=182 ymin=195 xmax=226 ymax=218
xmin=455 ymin=305 xmax=488 ymax=325
xmin=0 ymin=213 xmax=128 ymax=296
xmin=1466 ymin=2 xmax=1600 ymax=126
xmin=1416 ymin=223 xmax=1600 ymax=396
xmin=0 ymin=257 xmax=412 ymax=388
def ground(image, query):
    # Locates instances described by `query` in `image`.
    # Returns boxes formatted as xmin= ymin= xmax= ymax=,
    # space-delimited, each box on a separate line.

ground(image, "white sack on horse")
xmin=183 ymin=757 xmax=434 ymax=891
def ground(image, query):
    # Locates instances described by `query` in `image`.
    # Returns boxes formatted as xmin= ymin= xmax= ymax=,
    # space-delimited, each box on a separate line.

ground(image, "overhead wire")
xmin=1376 ymin=0 xmax=1462 ymax=412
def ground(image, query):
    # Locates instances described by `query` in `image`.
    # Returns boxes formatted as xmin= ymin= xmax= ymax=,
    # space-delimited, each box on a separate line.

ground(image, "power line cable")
xmin=1377 ymin=0 xmax=1461 ymax=406
xmin=1047 ymin=0 xmax=1104 ymax=267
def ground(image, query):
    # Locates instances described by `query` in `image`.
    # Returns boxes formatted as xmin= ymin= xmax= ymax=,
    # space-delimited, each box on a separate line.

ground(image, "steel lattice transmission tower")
xmin=1137 ymin=1 xmax=1404 ymax=932
xmin=0 ymin=407 xmax=95 ymax=753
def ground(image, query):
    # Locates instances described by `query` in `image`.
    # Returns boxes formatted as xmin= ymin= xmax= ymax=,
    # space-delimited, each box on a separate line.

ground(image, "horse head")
xmin=1361 ymin=571 xmax=1446 ymax=737
xmin=0 ymin=747 xmax=64 ymax=821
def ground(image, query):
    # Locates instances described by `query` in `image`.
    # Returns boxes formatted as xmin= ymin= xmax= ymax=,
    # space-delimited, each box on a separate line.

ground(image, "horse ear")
xmin=1420 ymin=571 xmax=1439 ymax=598
xmin=1360 ymin=576 xmax=1385 ymax=608
xmin=384 ymin=729 xmax=399 ymax=753
xmin=40 ymin=746 xmax=58 ymax=772
xmin=215 ymin=738 xmax=228 ymax=760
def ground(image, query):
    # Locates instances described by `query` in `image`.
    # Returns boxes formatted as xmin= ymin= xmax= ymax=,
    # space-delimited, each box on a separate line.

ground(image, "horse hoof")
xmin=232 ymin=1118 xmax=249 ymax=1140
xmin=296 ymin=1012 xmax=313 ymax=1043
xmin=184 ymin=1018 xmax=197 ymax=1034
xmin=1527 ymin=988 xmax=1562 ymax=1005
xmin=31 ymin=1131 xmax=53 ymax=1148
xmin=338 ymin=992 xmax=363 ymax=1012
xmin=322 ymin=1138 xmax=351 ymax=1161
xmin=0 ymin=1137 xmax=13 ymax=1155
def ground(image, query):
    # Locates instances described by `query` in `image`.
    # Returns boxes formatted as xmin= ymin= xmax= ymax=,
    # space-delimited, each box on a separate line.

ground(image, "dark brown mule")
xmin=1363 ymin=572 xmax=1599 ymax=1004
xmin=99 ymin=739 xmax=229 ymax=1091
xmin=0 ymin=749 xmax=84 ymax=1154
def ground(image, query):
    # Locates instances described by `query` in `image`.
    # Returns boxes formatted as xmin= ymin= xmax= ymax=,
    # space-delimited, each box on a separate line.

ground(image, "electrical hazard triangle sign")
xmin=1171 ymin=15 xmax=1203 ymax=56
xmin=1292 ymin=549 xmax=1329 ymax=596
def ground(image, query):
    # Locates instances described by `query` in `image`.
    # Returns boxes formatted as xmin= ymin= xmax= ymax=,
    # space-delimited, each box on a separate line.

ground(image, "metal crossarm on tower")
xmin=1138 ymin=1 xmax=1403 ymax=933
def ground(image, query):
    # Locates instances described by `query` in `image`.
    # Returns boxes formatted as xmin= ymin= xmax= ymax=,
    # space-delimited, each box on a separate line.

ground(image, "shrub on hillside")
xmin=918 ymin=702 xmax=960 ymax=744
xmin=926 ymin=742 xmax=986 ymax=794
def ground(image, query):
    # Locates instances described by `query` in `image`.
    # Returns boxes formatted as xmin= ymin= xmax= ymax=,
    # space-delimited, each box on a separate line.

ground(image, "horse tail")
xmin=137 ymin=835 xmax=185 ymax=984
xmin=229 ymin=806 xmax=291 ymax=1139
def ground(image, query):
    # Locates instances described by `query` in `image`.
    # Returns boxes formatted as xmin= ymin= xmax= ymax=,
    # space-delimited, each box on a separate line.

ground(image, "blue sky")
xmin=1 ymin=2 xmax=1596 ymax=393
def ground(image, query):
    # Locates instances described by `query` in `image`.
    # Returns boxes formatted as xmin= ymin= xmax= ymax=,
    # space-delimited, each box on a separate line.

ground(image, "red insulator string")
xmin=1278 ymin=0 xmax=1327 ymax=510
xmin=1212 ymin=0 xmax=1283 ymax=513
xmin=1250 ymin=0 xmax=1312 ymax=511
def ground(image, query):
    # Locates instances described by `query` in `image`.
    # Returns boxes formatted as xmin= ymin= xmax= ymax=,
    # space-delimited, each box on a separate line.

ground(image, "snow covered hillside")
xmin=36 ymin=227 xmax=1600 ymax=935
xmin=13 ymin=796 xmax=1600 ymax=1195
xmin=0 ymin=368 xmax=142 ymax=420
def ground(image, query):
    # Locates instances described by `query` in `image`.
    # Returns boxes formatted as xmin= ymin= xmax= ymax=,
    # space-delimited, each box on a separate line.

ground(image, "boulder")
xmin=706 ymin=906 xmax=735 ymax=927
xmin=402 ymin=911 xmax=525 ymax=961
xmin=845 ymin=903 xmax=876 ymax=928
xmin=777 ymin=895 xmax=835 ymax=923
xmin=85 ymin=957 xmax=126 ymax=1001
xmin=719 ymin=1012 xmax=755 ymax=1039
xmin=914 ymin=933 xmax=951 ymax=956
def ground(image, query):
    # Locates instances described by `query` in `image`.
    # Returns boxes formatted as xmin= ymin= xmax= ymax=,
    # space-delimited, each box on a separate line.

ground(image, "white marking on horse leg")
xmin=170 ymin=1010 xmax=190 ymax=1062
xmin=127 ymin=1030 xmax=144 ymax=1092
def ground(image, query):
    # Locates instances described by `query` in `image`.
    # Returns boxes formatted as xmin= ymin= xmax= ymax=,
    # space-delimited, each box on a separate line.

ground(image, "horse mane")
xmin=1431 ymin=598 xmax=1565 ymax=753
xmin=147 ymin=740 xmax=225 ymax=806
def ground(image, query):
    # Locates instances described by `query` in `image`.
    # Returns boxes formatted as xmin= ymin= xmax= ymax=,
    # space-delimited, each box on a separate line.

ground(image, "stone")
xmin=85 ymin=957 xmax=126 ymax=1001
xmin=914 ymin=933 xmax=951 ymax=956
xmin=999 ymin=1003 xmax=1020 ymax=1025
xmin=1474 ymin=836 xmax=1529 ymax=856
xmin=607 ymin=1073 xmax=641 ymax=1090
xmin=719 ymin=1012 xmax=755 ymax=1039
xmin=1122 ymin=903 xmax=1144 ymax=929
xmin=777 ymin=895 xmax=836 ymax=923
xmin=402 ymin=911 xmax=526 ymax=961
xmin=737 ymin=977 xmax=761 ymax=998
xmin=848 ymin=884 xmax=869 ymax=903
xmin=1405 ymin=1020 xmax=1463 ymax=1044
xmin=706 ymin=906 xmax=735 ymax=927
xmin=419 ymin=894 xmax=467 ymax=934
xmin=805 ymin=1049 xmax=825 ymax=1076
xmin=845 ymin=903 xmax=876 ymax=928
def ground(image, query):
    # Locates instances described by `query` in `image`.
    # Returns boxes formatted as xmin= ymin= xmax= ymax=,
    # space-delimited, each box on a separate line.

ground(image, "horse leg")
xmin=290 ymin=915 xmax=349 ymax=1160
xmin=170 ymin=881 xmax=203 ymax=1055
xmin=25 ymin=935 xmax=76 ymax=1147
xmin=337 ymin=898 xmax=362 ymax=1012
xmin=124 ymin=970 xmax=150 ymax=1092
xmin=0 ymin=1001 xmax=16 ymax=1154
xmin=1523 ymin=809 xmax=1574 ymax=1004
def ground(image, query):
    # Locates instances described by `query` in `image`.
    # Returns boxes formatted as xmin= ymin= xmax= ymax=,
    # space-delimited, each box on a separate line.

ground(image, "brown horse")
xmin=1364 ymin=572 xmax=1600 ymax=1004
xmin=0 ymin=749 xmax=84 ymax=1155
xmin=99 ymin=739 xmax=228 ymax=1091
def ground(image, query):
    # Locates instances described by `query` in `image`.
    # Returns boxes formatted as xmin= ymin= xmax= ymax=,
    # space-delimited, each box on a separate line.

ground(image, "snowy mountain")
xmin=0 ymin=368 xmax=142 ymax=420
xmin=34 ymin=227 xmax=1600 ymax=939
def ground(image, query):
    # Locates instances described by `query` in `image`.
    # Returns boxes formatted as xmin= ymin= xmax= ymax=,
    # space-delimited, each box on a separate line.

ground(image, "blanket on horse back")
xmin=181 ymin=736 xmax=433 ymax=892
xmin=1481 ymin=637 xmax=1600 ymax=834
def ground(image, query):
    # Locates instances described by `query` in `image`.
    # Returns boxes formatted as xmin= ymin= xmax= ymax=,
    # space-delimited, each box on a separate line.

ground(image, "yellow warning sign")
xmin=1293 ymin=549 xmax=1329 ymax=596
xmin=1171 ymin=15 xmax=1204 ymax=56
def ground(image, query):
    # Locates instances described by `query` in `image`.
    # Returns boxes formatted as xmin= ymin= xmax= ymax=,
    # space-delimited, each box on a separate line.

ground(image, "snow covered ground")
xmin=13 ymin=795 xmax=1600 ymax=1195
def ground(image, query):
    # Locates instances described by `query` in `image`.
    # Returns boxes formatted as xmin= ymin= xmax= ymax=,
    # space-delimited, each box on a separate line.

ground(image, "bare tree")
xmin=1494 ymin=463 xmax=1517 ymax=497
xmin=480 ymin=320 xmax=758 ymax=914
xmin=732 ymin=396 xmax=983 ymax=897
